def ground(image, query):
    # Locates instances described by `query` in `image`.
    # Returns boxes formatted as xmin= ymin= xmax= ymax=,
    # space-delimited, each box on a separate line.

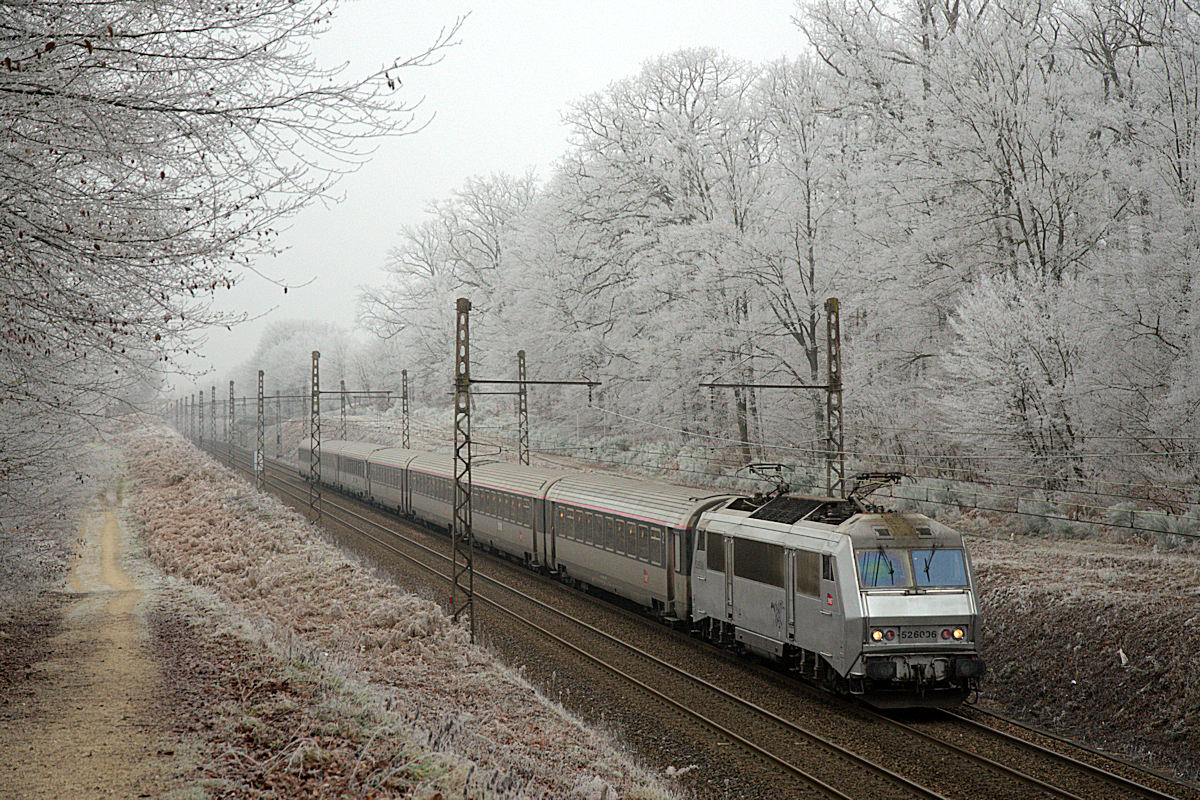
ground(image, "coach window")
xmin=649 ymin=526 xmax=663 ymax=566
xmin=635 ymin=524 xmax=648 ymax=562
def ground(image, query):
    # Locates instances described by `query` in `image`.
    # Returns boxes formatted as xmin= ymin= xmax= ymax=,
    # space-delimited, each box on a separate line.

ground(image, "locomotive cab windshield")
xmin=856 ymin=546 xmax=969 ymax=589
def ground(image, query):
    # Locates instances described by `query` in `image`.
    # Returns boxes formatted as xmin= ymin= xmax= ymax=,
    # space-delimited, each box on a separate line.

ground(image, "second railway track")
xmin=212 ymin=443 xmax=1198 ymax=800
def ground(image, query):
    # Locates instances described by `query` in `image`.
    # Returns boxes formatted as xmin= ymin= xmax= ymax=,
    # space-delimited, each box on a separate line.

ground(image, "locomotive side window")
xmin=794 ymin=550 xmax=820 ymax=597
xmin=733 ymin=538 xmax=784 ymax=587
xmin=822 ymin=554 xmax=835 ymax=582
xmin=707 ymin=532 xmax=725 ymax=572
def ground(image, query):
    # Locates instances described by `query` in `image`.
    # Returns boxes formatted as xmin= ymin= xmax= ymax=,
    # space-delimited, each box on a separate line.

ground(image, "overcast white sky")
xmin=185 ymin=1 xmax=805 ymax=388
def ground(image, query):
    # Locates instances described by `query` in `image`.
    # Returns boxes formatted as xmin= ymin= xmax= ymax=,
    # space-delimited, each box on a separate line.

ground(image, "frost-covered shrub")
xmin=1167 ymin=507 xmax=1200 ymax=552
xmin=1017 ymin=494 xmax=1056 ymax=535
xmin=1107 ymin=502 xmax=1138 ymax=539
xmin=889 ymin=482 xmax=925 ymax=513
xmin=1133 ymin=509 xmax=1178 ymax=550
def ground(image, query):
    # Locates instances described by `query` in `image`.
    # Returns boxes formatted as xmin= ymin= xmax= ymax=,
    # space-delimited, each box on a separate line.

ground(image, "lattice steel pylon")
xmin=255 ymin=370 xmax=265 ymax=490
xmin=339 ymin=379 xmax=347 ymax=438
xmin=517 ymin=350 xmax=530 ymax=465
xmin=275 ymin=391 xmax=282 ymax=458
xmin=401 ymin=369 xmax=410 ymax=449
xmin=210 ymin=386 xmax=216 ymax=449
xmin=228 ymin=381 xmax=236 ymax=464
xmin=198 ymin=388 xmax=205 ymax=446
xmin=824 ymin=297 xmax=845 ymax=498
xmin=309 ymin=351 xmax=321 ymax=520
xmin=452 ymin=298 xmax=475 ymax=642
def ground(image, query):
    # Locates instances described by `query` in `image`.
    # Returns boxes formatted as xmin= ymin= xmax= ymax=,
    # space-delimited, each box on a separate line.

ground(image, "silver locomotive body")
xmin=691 ymin=502 xmax=984 ymax=707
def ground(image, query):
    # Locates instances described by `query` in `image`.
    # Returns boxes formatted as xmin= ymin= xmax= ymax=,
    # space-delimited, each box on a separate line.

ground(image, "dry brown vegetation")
xmin=964 ymin=517 xmax=1200 ymax=780
xmin=123 ymin=420 xmax=675 ymax=800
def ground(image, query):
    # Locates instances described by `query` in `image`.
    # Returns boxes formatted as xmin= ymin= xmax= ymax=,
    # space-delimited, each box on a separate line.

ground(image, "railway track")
xmin=218 ymin=446 xmax=943 ymax=800
xmin=209 ymin=442 xmax=1197 ymax=800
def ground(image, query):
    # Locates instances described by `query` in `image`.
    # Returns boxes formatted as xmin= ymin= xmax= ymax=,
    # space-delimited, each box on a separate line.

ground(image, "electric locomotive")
xmin=301 ymin=441 xmax=984 ymax=707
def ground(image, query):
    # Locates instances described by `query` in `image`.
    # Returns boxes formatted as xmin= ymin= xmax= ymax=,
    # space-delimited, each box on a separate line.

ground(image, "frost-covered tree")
xmin=0 ymin=0 xmax=457 ymax=500
xmin=358 ymin=172 xmax=537 ymax=405
xmin=229 ymin=320 xmax=354 ymax=399
xmin=938 ymin=271 xmax=1099 ymax=485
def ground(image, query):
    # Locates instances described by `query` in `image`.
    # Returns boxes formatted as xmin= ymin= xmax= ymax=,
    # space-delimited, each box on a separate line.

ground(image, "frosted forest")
xmin=5 ymin=0 xmax=1200 ymax=536
xmin=250 ymin=2 xmax=1200 ymax=536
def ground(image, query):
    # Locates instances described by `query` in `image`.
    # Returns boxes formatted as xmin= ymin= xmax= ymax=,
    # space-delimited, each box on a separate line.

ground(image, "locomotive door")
xmin=786 ymin=550 xmax=796 ymax=640
xmin=724 ymin=535 xmax=734 ymax=620
xmin=818 ymin=552 xmax=842 ymax=662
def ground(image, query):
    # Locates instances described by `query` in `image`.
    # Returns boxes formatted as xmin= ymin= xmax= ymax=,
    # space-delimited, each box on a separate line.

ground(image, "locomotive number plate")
xmin=897 ymin=627 xmax=942 ymax=641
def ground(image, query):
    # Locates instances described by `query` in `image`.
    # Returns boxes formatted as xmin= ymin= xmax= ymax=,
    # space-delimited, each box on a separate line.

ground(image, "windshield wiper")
xmin=922 ymin=541 xmax=938 ymax=581
xmin=877 ymin=545 xmax=894 ymax=586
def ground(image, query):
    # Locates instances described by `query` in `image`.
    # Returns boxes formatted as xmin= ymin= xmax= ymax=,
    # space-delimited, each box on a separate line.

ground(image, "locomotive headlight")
xmin=871 ymin=629 xmax=884 ymax=642
xmin=953 ymin=628 xmax=965 ymax=640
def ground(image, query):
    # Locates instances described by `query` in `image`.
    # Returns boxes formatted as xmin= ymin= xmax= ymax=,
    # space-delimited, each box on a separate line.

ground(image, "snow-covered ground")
xmin=123 ymin=419 xmax=677 ymax=800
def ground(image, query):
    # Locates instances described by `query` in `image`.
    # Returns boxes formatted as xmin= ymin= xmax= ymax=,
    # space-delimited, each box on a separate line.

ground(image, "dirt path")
xmin=0 ymin=483 xmax=180 ymax=799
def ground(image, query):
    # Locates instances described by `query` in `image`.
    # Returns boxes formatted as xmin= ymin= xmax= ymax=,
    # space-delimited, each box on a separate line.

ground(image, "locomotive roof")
xmin=547 ymin=472 xmax=735 ymax=529
xmin=701 ymin=506 xmax=964 ymax=551
xmin=841 ymin=513 xmax=964 ymax=549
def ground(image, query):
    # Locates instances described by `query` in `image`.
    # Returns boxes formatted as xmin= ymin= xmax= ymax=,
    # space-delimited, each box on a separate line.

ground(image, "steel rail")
xmin=940 ymin=708 xmax=1189 ymax=800
xmin=219 ymin=446 xmax=948 ymax=800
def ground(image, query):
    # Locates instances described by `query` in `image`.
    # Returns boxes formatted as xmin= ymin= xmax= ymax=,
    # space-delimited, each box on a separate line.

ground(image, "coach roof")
xmin=548 ymin=471 xmax=734 ymax=529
